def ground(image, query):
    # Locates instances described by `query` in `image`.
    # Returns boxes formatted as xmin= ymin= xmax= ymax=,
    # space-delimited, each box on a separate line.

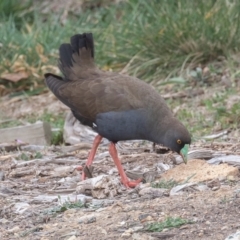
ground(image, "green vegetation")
xmin=17 ymin=151 xmax=43 ymax=161
xmin=146 ymin=216 xmax=192 ymax=232
xmin=174 ymin=88 xmax=240 ymax=136
xmin=43 ymin=198 xmax=85 ymax=215
xmin=1 ymin=0 xmax=240 ymax=142
xmin=34 ymin=112 xmax=64 ymax=145
xmin=152 ymin=179 xmax=178 ymax=189
xmin=20 ymin=227 xmax=43 ymax=238
xmin=1 ymin=0 xmax=240 ymax=88
xmin=152 ymin=173 xmax=196 ymax=189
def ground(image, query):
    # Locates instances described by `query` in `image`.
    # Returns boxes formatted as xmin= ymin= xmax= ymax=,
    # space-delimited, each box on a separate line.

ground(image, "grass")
xmin=20 ymin=227 xmax=43 ymax=238
xmin=33 ymin=112 xmax=65 ymax=145
xmin=43 ymin=198 xmax=85 ymax=215
xmin=219 ymin=195 xmax=230 ymax=204
xmin=146 ymin=216 xmax=192 ymax=232
xmin=152 ymin=179 xmax=178 ymax=189
xmin=1 ymin=0 xmax=240 ymax=141
xmin=158 ymin=75 xmax=240 ymax=138
xmin=1 ymin=1 xmax=240 ymax=89
xmin=152 ymin=173 xmax=196 ymax=189
xmin=17 ymin=151 xmax=43 ymax=161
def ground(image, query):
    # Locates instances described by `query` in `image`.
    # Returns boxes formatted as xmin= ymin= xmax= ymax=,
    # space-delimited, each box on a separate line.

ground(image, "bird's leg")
xmin=109 ymin=142 xmax=142 ymax=188
xmin=80 ymin=134 xmax=103 ymax=180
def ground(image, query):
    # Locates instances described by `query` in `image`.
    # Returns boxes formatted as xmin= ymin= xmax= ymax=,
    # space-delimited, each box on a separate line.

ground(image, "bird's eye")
xmin=177 ymin=139 xmax=182 ymax=144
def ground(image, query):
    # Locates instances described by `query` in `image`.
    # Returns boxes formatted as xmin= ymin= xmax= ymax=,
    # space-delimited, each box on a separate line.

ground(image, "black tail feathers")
xmin=70 ymin=33 xmax=94 ymax=58
xmin=59 ymin=33 xmax=94 ymax=69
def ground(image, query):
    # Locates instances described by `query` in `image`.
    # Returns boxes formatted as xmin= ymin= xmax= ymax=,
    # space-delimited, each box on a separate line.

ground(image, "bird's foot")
xmin=77 ymin=166 xmax=94 ymax=181
xmin=121 ymin=178 xmax=142 ymax=188
xmin=77 ymin=134 xmax=103 ymax=181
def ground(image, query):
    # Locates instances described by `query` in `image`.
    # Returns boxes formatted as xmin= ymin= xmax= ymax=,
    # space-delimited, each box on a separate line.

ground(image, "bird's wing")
xmin=45 ymin=73 xmax=144 ymax=121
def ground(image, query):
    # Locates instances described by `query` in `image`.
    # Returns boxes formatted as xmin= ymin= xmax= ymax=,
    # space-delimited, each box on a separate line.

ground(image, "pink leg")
xmin=109 ymin=143 xmax=142 ymax=188
xmin=80 ymin=135 xmax=102 ymax=180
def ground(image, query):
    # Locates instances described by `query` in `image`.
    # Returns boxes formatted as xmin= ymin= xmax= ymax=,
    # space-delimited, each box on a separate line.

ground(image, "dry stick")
xmin=53 ymin=143 xmax=92 ymax=153
xmin=47 ymin=189 xmax=76 ymax=194
xmin=121 ymin=153 xmax=160 ymax=164
xmin=15 ymin=158 xmax=81 ymax=167
xmin=15 ymin=153 xmax=110 ymax=169
xmin=210 ymin=142 xmax=234 ymax=146
xmin=0 ymin=193 xmax=8 ymax=198
xmin=202 ymin=130 xmax=229 ymax=140
xmin=10 ymin=169 xmax=36 ymax=178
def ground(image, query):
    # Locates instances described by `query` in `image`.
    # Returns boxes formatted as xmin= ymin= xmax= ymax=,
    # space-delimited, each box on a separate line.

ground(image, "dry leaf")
xmin=36 ymin=44 xmax=48 ymax=63
xmin=1 ymin=71 xmax=29 ymax=82
xmin=0 ymin=85 xmax=9 ymax=96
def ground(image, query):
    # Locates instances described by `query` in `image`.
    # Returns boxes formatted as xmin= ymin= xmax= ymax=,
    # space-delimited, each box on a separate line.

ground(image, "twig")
xmin=202 ymin=130 xmax=229 ymax=140
xmin=16 ymin=158 xmax=81 ymax=167
xmin=121 ymin=153 xmax=160 ymax=164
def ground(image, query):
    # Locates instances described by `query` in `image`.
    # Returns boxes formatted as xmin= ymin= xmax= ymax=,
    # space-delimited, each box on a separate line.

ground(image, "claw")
xmin=122 ymin=178 xmax=142 ymax=188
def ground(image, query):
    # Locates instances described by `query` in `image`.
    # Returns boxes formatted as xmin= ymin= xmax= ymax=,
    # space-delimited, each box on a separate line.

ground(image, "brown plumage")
xmin=45 ymin=33 xmax=191 ymax=187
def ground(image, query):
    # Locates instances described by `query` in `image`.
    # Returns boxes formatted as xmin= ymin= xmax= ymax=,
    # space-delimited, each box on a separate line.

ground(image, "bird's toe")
xmin=122 ymin=178 xmax=142 ymax=188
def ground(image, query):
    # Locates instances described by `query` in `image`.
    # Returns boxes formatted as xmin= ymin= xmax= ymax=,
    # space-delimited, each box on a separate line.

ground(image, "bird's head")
xmin=162 ymin=119 xmax=191 ymax=163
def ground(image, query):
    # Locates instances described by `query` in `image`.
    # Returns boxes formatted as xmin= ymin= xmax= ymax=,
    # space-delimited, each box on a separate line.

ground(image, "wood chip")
xmin=1 ymin=71 xmax=29 ymax=82
xmin=9 ymin=169 xmax=36 ymax=178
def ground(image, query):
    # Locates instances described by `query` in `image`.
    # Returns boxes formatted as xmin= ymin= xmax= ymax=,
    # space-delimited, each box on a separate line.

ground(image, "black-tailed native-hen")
xmin=44 ymin=33 xmax=191 ymax=188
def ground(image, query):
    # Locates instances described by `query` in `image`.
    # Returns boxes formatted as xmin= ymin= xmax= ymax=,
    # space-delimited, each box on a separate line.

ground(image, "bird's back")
xmin=45 ymin=34 xmax=171 ymax=118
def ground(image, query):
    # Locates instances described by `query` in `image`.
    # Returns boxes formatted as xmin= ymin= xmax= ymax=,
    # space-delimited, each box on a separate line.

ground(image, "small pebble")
xmin=225 ymin=230 xmax=240 ymax=240
xmin=67 ymin=236 xmax=77 ymax=240
xmin=138 ymin=187 xmax=165 ymax=197
xmin=121 ymin=228 xmax=134 ymax=237
xmin=7 ymin=226 xmax=20 ymax=233
xmin=78 ymin=214 xmax=96 ymax=224
xmin=64 ymin=209 xmax=77 ymax=215
xmin=180 ymin=225 xmax=189 ymax=230
xmin=0 ymin=218 xmax=8 ymax=224
xmin=212 ymin=186 xmax=220 ymax=191
xmin=138 ymin=214 xmax=153 ymax=222
xmin=121 ymin=232 xmax=131 ymax=237
xmin=227 ymin=175 xmax=236 ymax=181
xmin=86 ymin=217 xmax=96 ymax=224
xmin=221 ymin=226 xmax=228 ymax=230
xmin=0 ymin=171 xmax=5 ymax=181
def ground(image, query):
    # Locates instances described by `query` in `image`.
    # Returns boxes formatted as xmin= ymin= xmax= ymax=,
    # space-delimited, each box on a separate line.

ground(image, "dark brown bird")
xmin=44 ymin=33 xmax=191 ymax=188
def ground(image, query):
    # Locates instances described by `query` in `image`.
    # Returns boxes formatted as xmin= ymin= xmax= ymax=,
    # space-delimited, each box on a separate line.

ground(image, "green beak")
xmin=180 ymin=144 xmax=189 ymax=164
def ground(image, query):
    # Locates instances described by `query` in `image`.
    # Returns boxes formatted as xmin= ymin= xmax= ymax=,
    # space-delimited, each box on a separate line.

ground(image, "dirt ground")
xmin=1 ymin=1 xmax=240 ymax=239
xmin=0 ymin=136 xmax=240 ymax=240
xmin=0 ymin=76 xmax=240 ymax=240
